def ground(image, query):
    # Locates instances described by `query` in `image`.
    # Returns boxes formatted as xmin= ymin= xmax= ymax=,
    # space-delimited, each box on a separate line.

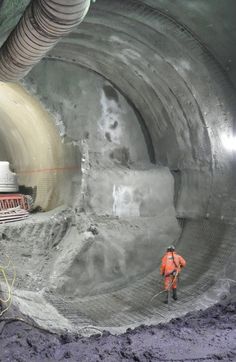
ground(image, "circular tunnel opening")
xmin=0 ymin=82 xmax=80 ymax=211
xmin=0 ymin=0 xmax=236 ymax=333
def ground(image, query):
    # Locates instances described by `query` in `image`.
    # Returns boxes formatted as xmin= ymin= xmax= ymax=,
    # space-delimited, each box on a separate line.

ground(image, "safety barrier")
xmin=0 ymin=194 xmax=27 ymax=210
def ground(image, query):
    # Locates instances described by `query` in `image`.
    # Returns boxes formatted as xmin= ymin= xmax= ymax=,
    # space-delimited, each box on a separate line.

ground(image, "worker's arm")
xmin=160 ymin=255 xmax=166 ymax=275
xmin=179 ymin=255 xmax=186 ymax=268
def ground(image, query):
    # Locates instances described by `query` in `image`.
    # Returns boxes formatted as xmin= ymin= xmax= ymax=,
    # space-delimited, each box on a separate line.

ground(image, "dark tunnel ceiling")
xmin=141 ymin=0 xmax=236 ymax=89
xmin=1 ymin=0 xmax=236 ymax=88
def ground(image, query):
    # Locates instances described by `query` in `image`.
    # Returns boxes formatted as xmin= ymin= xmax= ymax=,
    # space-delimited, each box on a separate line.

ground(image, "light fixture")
xmin=221 ymin=133 xmax=236 ymax=151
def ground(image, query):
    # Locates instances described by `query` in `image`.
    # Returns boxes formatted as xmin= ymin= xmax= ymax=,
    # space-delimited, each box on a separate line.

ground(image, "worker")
xmin=160 ymin=245 xmax=186 ymax=303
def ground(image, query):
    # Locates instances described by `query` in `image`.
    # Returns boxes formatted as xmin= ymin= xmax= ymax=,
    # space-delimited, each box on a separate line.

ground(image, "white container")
xmin=0 ymin=161 xmax=19 ymax=192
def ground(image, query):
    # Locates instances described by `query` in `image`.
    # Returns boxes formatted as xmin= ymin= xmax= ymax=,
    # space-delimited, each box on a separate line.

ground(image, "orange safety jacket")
xmin=160 ymin=251 xmax=186 ymax=277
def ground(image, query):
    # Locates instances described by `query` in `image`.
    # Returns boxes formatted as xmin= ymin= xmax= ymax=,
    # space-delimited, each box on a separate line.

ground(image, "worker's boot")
xmin=172 ymin=288 xmax=178 ymax=301
xmin=164 ymin=291 xmax=168 ymax=304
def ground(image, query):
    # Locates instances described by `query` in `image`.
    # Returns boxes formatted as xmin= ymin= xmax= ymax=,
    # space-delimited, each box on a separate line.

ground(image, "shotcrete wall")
xmin=0 ymin=0 xmax=236 ymax=332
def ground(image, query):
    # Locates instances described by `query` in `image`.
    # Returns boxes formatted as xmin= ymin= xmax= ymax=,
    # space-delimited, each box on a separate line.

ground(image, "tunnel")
xmin=0 ymin=0 xmax=235 ymax=334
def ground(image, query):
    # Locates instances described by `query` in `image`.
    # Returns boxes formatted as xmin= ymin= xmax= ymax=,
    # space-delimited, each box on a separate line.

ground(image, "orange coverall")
xmin=160 ymin=251 xmax=186 ymax=290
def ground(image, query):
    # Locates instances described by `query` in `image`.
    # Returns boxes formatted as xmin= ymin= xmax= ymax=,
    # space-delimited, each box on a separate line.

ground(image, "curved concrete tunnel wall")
xmin=0 ymin=83 xmax=80 ymax=210
xmin=0 ymin=0 xmax=236 ymax=331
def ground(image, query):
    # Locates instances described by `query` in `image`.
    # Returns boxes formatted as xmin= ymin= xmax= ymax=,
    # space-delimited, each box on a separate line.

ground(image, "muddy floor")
xmin=0 ymin=301 xmax=235 ymax=362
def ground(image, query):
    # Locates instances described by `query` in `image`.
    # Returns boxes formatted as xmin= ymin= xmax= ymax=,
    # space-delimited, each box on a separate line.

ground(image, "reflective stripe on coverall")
xmin=160 ymin=252 xmax=186 ymax=290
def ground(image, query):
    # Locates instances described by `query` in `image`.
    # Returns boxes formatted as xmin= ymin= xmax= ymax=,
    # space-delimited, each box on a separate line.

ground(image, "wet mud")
xmin=0 ymin=301 xmax=235 ymax=362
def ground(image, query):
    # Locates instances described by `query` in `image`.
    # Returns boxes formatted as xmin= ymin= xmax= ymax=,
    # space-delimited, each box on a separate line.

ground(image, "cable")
xmin=77 ymin=325 xmax=103 ymax=336
xmin=150 ymin=270 xmax=179 ymax=302
xmin=0 ymin=268 xmax=12 ymax=303
xmin=0 ymin=255 xmax=16 ymax=317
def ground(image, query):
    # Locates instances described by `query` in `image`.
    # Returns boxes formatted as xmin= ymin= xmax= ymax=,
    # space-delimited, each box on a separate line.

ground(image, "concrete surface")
xmin=0 ymin=0 xmax=235 ymax=337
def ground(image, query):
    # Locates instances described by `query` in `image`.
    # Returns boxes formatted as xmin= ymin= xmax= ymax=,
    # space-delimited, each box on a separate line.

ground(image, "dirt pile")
xmin=0 ymin=301 xmax=235 ymax=361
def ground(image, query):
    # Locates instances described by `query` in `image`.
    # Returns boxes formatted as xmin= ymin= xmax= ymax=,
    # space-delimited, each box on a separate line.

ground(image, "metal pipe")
xmin=0 ymin=0 xmax=90 ymax=82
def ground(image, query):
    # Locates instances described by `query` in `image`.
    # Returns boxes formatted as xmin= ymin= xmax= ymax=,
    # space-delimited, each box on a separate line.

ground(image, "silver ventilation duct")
xmin=0 ymin=0 xmax=90 ymax=82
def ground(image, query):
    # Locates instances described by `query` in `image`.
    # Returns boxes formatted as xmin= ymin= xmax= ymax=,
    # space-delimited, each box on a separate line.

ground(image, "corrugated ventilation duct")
xmin=0 ymin=0 xmax=90 ymax=82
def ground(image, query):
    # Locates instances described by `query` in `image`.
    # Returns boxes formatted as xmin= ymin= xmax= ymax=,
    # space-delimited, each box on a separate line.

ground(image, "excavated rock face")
xmin=0 ymin=0 xmax=236 ymax=333
xmin=0 ymin=302 xmax=236 ymax=361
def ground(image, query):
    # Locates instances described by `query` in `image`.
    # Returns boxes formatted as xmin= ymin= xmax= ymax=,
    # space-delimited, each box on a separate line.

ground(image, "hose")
xmin=150 ymin=270 xmax=179 ymax=302
xmin=0 ymin=0 xmax=90 ymax=82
